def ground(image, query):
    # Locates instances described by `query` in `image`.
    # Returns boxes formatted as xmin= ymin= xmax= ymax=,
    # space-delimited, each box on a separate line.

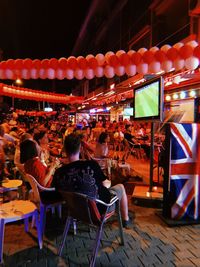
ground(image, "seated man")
xmin=52 ymin=133 xmax=131 ymax=228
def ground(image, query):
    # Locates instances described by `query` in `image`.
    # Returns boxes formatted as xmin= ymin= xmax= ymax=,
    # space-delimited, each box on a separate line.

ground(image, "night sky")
xmin=0 ymin=0 xmax=153 ymax=95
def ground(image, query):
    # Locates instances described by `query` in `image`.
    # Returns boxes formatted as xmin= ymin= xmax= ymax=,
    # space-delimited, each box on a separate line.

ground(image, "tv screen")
xmin=123 ymin=107 xmax=133 ymax=116
xmin=133 ymin=76 xmax=164 ymax=121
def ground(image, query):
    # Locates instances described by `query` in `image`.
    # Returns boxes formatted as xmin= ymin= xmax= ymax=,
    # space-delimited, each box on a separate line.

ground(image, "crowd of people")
xmin=0 ymin=110 xmax=160 ymax=228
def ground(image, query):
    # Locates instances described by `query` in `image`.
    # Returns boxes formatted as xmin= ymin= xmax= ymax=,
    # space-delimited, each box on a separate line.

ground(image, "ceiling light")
xmin=189 ymin=90 xmax=196 ymax=97
xmin=172 ymin=93 xmax=178 ymax=100
xmin=165 ymin=95 xmax=171 ymax=101
xmin=180 ymin=91 xmax=186 ymax=99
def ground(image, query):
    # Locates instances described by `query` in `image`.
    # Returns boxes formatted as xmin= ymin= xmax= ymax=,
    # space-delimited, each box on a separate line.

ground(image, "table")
xmin=1 ymin=179 xmax=23 ymax=203
xmin=1 ymin=179 xmax=22 ymax=190
xmin=0 ymin=200 xmax=42 ymax=263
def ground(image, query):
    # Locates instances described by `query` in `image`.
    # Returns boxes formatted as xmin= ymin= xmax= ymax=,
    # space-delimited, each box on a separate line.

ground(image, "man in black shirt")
xmin=52 ymin=133 xmax=130 ymax=227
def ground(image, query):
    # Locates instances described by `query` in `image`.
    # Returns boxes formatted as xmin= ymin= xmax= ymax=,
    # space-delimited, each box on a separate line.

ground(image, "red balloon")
xmin=142 ymin=51 xmax=154 ymax=64
xmin=77 ymin=57 xmax=88 ymax=69
xmin=14 ymin=59 xmax=23 ymax=70
xmin=41 ymin=59 xmax=49 ymax=69
xmin=154 ymin=50 xmax=167 ymax=63
xmin=49 ymin=58 xmax=58 ymax=69
xmin=87 ymin=57 xmax=98 ymax=69
xmin=6 ymin=59 xmax=15 ymax=69
xmin=58 ymin=58 xmax=68 ymax=69
xmin=119 ymin=53 xmax=130 ymax=66
xmin=23 ymin=58 xmax=33 ymax=69
xmin=194 ymin=45 xmax=200 ymax=59
xmin=179 ymin=45 xmax=193 ymax=59
xmin=166 ymin=47 xmax=179 ymax=61
xmin=67 ymin=57 xmax=78 ymax=70
xmin=32 ymin=59 xmax=41 ymax=69
xmin=0 ymin=61 xmax=7 ymax=70
xmin=108 ymin=55 xmax=119 ymax=67
xmin=131 ymin=52 xmax=142 ymax=65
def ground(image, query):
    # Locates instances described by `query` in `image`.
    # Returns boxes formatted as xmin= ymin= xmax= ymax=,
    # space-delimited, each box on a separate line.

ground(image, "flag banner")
xmin=169 ymin=123 xmax=200 ymax=220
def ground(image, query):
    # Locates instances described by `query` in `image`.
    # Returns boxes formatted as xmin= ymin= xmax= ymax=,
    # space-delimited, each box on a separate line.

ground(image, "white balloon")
xmin=94 ymin=66 xmax=104 ymax=77
xmin=104 ymin=65 xmax=115 ymax=78
xmin=39 ymin=68 xmax=46 ymax=79
xmin=56 ymin=69 xmax=65 ymax=80
xmin=65 ymin=69 xmax=74 ymax=80
xmin=125 ymin=64 xmax=136 ymax=76
xmin=114 ymin=66 xmax=125 ymax=76
xmin=185 ymin=56 xmax=199 ymax=70
xmin=47 ymin=68 xmax=55 ymax=79
xmin=30 ymin=68 xmax=38 ymax=79
xmin=21 ymin=69 xmax=30 ymax=79
xmin=161 ymin=60 xmax=173 ymax=73
xmin=173 ymin=59 xmax=185 ymax=71
xmin=137 ymin=62 xmax=148 ymax=75
xmin=84 ymin=68 xmax=95 ymax=79
xmin=5 ymin=69 xmax=14 ymax=79
xmin=74 ymin=68 xmax=84 ymax=80
xmin=148 ymin=61 xmax=161 ymax=73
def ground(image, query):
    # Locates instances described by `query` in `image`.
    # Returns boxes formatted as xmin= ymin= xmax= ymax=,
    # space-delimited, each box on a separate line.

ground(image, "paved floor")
xmin=1 ymin=197 xmax=200 ymax=267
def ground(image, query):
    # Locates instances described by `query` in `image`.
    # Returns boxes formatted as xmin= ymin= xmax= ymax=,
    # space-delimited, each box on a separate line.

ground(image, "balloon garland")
xmin=0 ymin=41 xmax=200 ymax=81
xmin=0 ymin=83 xmax=84 ymax=104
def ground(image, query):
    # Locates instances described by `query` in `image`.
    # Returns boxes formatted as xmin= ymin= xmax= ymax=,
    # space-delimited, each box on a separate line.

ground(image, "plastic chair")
xmin=0 ymin=200 xmax=42 ymax=263
xmin=58 ymin=191 xmax=124 ymax=267
xmin=24 ymin=173 xmax=64 ymax=236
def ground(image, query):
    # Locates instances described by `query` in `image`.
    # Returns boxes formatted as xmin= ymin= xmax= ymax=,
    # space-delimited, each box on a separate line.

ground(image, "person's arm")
xmin=102 ymin=179 xmax=111 ymax=188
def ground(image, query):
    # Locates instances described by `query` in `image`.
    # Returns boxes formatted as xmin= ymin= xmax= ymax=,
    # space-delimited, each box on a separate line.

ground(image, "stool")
xmin=0 ymin=200 xmax=42 ymax=263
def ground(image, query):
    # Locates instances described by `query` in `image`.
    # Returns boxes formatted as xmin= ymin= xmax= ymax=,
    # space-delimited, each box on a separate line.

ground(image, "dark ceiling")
xmin=0 ymin=0 xmax=153 ymax=95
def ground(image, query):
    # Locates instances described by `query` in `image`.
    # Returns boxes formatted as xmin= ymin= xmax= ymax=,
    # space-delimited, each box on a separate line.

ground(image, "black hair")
xmin=20 ymin=139 xmax=38 ymax=164
xmin=64 ymin=133 xmax=81 ymax=156
xmin=125 ymin=124 xmax=131 ymax=130
xmin=98 ymin=132 xmax=108 ymax=144
xmin=34 ymin=131 xmax=47 ymax=144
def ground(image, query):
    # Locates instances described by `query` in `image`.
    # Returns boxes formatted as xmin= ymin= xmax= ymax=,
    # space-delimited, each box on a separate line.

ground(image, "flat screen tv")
xmin=133 ymin=76 xmax=164 ymax=121
xmin=123 ymin=107 xmax=133 ymax=116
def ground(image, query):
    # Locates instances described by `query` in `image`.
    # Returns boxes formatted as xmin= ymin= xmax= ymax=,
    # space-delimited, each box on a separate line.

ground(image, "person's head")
xmin=20 ymin=133 xmax=33 ymax=144
xmin=98 ymin=132 xmax=109 ymax=144
xmin=64 ymin=133 xmax=81 ymax=157
xmin=20 ymin=139 xmax=39 ymax=164
xmin=34 ymin=131 xmax=48 ymax=145
xmin=125 ymin=125 xmax=131 ymax=132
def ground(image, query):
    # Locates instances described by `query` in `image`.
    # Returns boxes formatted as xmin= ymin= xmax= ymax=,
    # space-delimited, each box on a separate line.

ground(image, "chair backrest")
xmin=24 ymin=173 xmax=41 ymax=204
xmin=59 ymin=191 xmax=102 ymax=225
xmin=24 ymin=173 xmax=56 ymax=205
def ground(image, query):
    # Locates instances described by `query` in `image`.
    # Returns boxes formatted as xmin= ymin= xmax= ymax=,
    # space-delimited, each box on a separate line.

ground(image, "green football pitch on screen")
xmin=135 ymin=82 xmax=159 ymax=118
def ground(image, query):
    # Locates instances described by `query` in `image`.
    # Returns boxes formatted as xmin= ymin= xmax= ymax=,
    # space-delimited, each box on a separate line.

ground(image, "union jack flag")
xmin=170 ymin=123 xmax=200 ymax=220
